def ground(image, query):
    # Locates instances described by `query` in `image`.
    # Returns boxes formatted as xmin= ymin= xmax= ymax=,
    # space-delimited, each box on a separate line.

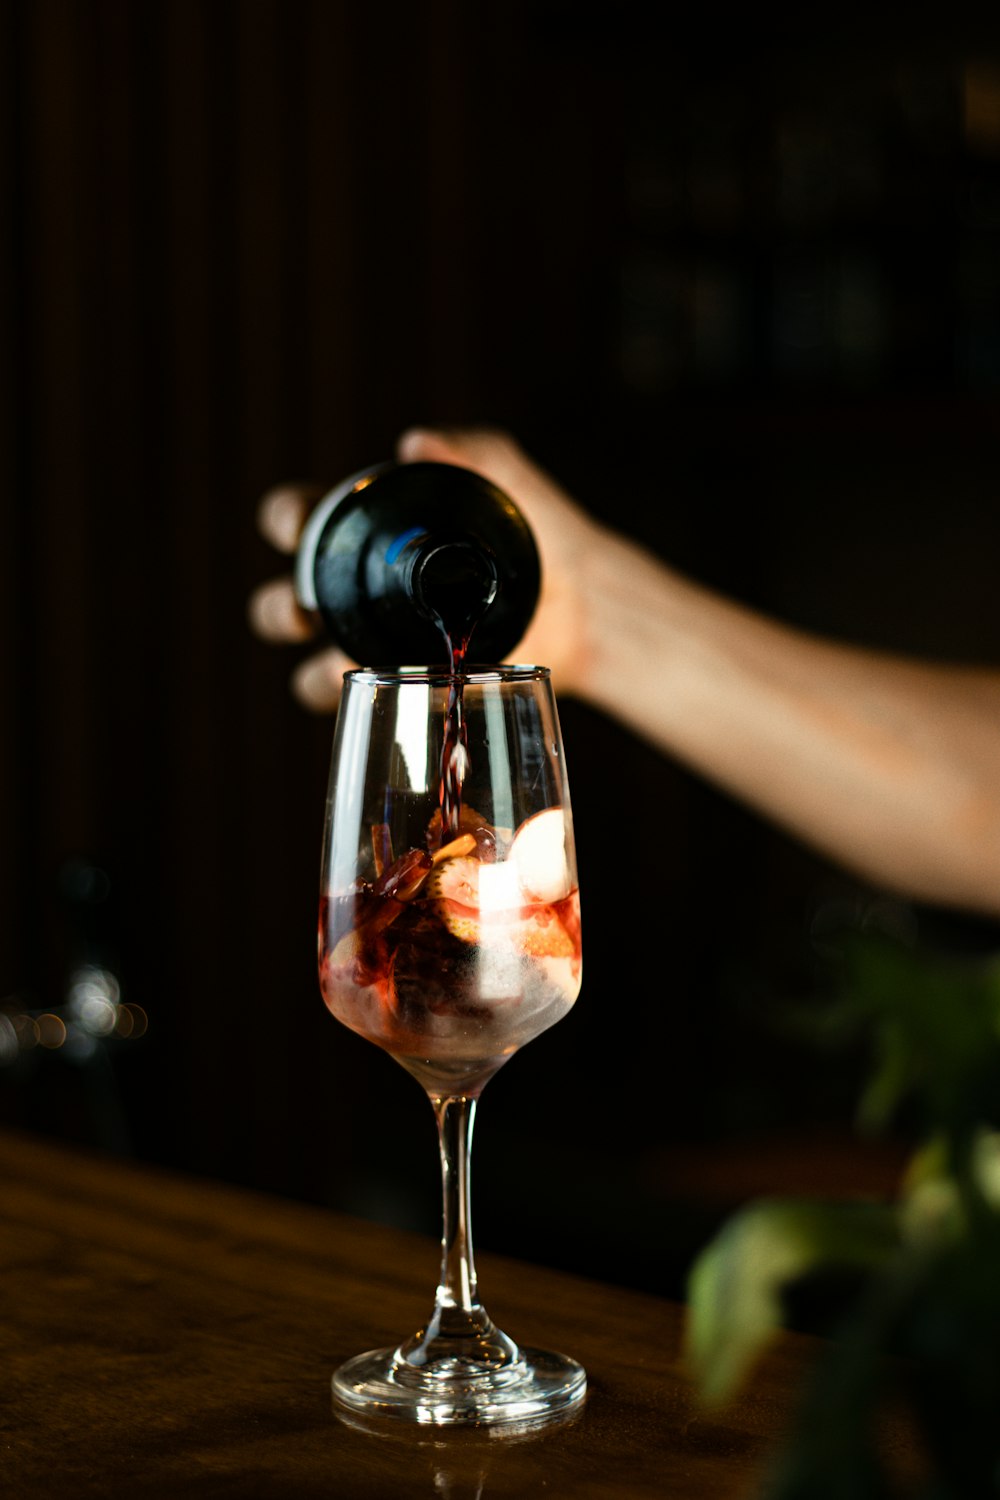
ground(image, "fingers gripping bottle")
xmin=294 ymin=462 xmax=541 ymax=667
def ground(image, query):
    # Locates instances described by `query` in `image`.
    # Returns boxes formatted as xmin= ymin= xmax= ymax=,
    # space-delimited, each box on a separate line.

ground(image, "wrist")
xmin=570 ymin=523 xmax=673 ymax=705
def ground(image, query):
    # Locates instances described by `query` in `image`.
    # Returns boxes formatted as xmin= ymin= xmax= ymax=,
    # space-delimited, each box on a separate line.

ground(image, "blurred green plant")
xmin=685 ymin=928 xmax=1000 ymax=1498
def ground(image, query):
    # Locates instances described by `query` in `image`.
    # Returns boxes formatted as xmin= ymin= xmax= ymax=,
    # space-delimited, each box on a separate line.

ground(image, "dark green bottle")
xmin=295 ymin=462 xmax=541 ymax=667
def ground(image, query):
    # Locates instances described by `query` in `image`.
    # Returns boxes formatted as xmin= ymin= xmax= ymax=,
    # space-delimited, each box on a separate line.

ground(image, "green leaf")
xmin=685 ymin=1199 xmax=899 ymax=1407
xmin=840 ymin=938 xmax=1000 ymax=1142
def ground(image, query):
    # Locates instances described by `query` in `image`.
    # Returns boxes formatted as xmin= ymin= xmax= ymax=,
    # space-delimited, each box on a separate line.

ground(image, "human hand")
xmin=248 ymin=428 xmax=601 ymax=711
xmin=248 ymin=481 xmax=359 ymax=710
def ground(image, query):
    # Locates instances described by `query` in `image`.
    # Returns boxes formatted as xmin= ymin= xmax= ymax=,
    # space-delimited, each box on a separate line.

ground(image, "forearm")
xmin=578 ymin=530 xmax=1000 ymax=917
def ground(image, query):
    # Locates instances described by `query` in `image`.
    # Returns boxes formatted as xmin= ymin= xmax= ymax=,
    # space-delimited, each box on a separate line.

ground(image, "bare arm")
xmin=582 ymin=530 xmax=1000 ymax=916
xmin=250 ymin=428 xmax=1000 ymax=918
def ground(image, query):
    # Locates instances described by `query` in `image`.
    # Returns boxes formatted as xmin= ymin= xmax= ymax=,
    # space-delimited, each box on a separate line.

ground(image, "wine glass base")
xmin=331 ymin=1345 xmax=587 ymax=1428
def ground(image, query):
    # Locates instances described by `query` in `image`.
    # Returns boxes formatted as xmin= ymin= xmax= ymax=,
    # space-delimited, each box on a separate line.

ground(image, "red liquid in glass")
xmin=319 ymin=859 xmax=581 ymax=1097
xmin=320 ymin=591 xmax=580 ymax=1095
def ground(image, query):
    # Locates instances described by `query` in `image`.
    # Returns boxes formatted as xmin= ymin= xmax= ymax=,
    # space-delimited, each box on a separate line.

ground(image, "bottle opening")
xmin=412 ymin=541 xmax=500 ymax=646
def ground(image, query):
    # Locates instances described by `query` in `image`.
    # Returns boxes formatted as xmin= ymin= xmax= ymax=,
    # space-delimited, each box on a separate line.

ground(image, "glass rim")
xmin=344 ymin=663 xmax=551 ymax=687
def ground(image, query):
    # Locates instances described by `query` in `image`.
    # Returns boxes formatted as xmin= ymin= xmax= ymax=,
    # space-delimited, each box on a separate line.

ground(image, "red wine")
xmin=418 ymin=499 xmax=498 ymax=846
xmin=319 ymin=811 xmax=581 ymax=1097
xmin=438 ymin=627 xmax=473 ymax=845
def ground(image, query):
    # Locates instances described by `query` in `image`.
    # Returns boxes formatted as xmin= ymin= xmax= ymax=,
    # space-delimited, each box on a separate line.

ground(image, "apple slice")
xmin=510 ymin=809 xmax=573 ymax=904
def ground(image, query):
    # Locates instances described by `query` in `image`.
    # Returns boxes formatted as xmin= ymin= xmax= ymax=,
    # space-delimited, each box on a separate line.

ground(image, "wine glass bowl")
xmin=319 ymin=665 xmax=586 ymax=1425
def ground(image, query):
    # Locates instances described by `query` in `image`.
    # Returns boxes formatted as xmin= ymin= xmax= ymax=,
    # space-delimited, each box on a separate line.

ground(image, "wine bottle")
xmin=295 ymin=461 xmax=541 ymax=666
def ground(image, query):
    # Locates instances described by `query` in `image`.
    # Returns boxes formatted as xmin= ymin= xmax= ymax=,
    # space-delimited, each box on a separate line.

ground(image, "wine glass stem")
xmin=434 ymin=1093 xmax=479 ymax=1313
xmin=397 ymin=1091 xmax=518 ymax=1370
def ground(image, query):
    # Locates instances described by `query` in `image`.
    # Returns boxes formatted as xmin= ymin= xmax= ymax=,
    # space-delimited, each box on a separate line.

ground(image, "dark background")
xmin=4 ymin=1 xmax=1000 ymax=1296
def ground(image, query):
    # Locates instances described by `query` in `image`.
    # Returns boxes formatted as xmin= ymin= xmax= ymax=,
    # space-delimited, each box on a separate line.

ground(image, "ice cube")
xmin=477 ymin=859 xmax=523 ymax=914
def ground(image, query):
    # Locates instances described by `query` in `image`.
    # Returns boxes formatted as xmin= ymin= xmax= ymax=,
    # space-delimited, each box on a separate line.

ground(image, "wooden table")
xmin=1 ymin=1128 xmax=836 ymax=1497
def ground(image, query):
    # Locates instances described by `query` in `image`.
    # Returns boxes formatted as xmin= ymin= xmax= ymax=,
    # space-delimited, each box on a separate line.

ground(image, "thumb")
xmin=396 ymin=427 xmax=472 ymax=466
xmin=292 ymin=646 xmax=357 ymax=713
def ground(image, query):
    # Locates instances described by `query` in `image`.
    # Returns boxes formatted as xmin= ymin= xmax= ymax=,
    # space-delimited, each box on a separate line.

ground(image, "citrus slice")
xmin=427 ymin=850 xmax=575 ymax=958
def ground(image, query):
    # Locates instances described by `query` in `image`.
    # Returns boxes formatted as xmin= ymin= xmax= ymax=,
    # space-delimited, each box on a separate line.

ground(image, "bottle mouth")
xmin=410 ymin=541 xmax=499 ymax=636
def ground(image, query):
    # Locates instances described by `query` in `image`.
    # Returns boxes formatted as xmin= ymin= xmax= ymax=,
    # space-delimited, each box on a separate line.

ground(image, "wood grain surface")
xmin=0 ymin=1128 xmax=835 ymax=1498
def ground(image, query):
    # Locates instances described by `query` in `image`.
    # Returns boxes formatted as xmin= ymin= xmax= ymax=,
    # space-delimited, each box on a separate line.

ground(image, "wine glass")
xmin=319 ymin=664 xmax=586 ymax=1426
